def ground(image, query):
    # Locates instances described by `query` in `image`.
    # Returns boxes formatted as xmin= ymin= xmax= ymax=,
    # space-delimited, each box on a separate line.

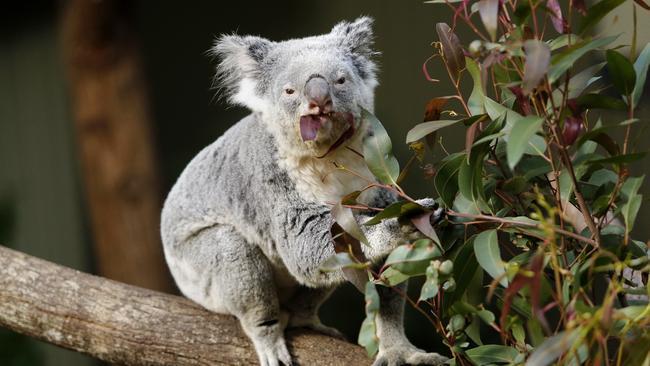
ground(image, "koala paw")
xmin=372 ymin=344 xmax=448 ymax=366
xmin=256 ymin=340 xmax=293 ymax=366
xmin=415 ymin=198 xmax=446 ymax=225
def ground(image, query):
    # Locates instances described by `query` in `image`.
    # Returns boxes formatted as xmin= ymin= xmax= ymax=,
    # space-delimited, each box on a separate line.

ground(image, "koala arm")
xmin=276 ymin=198 xmax=440 ymax=287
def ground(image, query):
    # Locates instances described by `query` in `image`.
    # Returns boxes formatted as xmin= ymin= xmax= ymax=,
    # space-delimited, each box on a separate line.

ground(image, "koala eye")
xmin=336 ymin=77 xmax=346 ymax=85
xmin=284 ymin=88 xmax=295 ymax=95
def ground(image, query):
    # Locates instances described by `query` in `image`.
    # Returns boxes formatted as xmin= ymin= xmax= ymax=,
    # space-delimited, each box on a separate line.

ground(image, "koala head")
xmin=212 ymin=17 xmax=378 ymax=157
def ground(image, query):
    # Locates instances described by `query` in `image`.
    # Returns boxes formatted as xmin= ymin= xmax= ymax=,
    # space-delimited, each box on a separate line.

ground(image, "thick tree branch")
xmin=0 ymin=246 xmax=371 ymax=366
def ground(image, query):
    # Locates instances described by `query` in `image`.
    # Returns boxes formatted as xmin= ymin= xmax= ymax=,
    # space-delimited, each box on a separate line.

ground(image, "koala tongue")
xmin=299 ymin=115 xmax=322 ymax=141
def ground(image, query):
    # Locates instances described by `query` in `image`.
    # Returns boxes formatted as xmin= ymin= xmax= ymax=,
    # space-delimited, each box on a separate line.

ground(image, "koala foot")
xmin=373 ymin=343 xmax=448 ymax=366
xmin=257 ymin=340 xmax=293 ymax=366
xmin=288 ymin=315 xmax=346 ymax=340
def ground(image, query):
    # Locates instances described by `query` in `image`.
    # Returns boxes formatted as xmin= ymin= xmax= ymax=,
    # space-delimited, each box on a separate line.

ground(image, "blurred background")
xmin=1 ymin=1 xmax=649 ymax=365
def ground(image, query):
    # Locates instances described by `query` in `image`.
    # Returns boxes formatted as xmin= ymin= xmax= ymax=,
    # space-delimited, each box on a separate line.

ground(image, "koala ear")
xmin=331 ymin=16 xmax=375 ymax=58
xmin=211 ymin=34 xmax=273 ymax=111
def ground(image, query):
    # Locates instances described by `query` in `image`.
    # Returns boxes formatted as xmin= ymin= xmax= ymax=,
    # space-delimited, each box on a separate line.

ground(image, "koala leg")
xmin=173 ymin=225 xmax=292 ymax=366
xmin=284 ymin=286 xmax=344 ymax=339
xmin=373 ymin=282 xmax=448 ymax=366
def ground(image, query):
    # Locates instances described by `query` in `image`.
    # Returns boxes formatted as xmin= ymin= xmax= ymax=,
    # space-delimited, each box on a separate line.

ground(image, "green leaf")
xmin=385 ymin=239 xmax=442 ymax=267
xmin=358 ymin=316 xmax=378 ymax=357
xmin=458 ymin=148 xmax=487 ymax=203
xmin=466 ymin=57 xmax=486 ymax=115
xmin=478 ymin=0 xmax=499 ymax=41
xmin=606 ymin=50 xmax=636 ymax=96
xmin=548 ymin=36 xmax=617 ymax=83
xmin=506 ymin=116 xmax=544 ymax=170
xmin=358 ymin=281 xmax=380 ymax=356
xmin=465 ymin=345 xmax=520 ymax=365
xmin=406 ymin=120 xmax=462 ymax=143
xmin=577 ymin=0 xmax=626 ymax=34
xmin=523 ymin=40 xmax=551 ymax=94
xmin=332 ymin=202 xmax=368 ymax=245
xmin=621 ymin=176 xmax=645 ymax=235
xmin=576 ymin=93 xmax=627 ymax=110
xmin=362 ymin=109 xmax=400 ymax=185
xmin=363 ymin=201 xmax=425 ymax=226
xmin=632 ymin=43 xmax=650 ymax=108
xmin=436 ymin=23 xmax=466 ymax=82
xmin=434 ymin=153 xmax=466 ymax=207
xmin=380 ymin=267 xmax=410 ymax=286
xmin=587 ymin=152 xmax=647 ymax=166
xmin=321 ymin=252 xmax=368 ymax=271
xmin=473 ymin=230 xmax=508 ymax=287
xmin=526 ymin=329 xmax=579 ymax=366
xmin=565 ymin=62 xmax=605 ymax=99
xmin=419 ymin=263 xmax=440 ymax=301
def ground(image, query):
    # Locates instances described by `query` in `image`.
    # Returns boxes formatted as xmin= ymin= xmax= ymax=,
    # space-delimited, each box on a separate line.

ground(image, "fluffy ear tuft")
xmin=210 ymin=34 xmax=273 ymax=110
xmin=331 ymin=16 xmax=376 ymax=58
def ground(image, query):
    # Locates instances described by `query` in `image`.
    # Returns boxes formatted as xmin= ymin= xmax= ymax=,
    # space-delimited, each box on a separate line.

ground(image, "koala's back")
xmin=160 ymin=114 xmax=295 ymax=268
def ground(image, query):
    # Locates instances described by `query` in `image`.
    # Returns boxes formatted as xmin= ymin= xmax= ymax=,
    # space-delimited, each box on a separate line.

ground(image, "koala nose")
xmin=304 ymin=76 xmax=332 ymax=113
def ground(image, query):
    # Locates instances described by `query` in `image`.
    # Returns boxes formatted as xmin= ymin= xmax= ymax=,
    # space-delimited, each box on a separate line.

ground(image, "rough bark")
xmin=0 ymin=246 xmax=371 ymax=366
xmin=60 ymin=0 xmax=172 ymax=291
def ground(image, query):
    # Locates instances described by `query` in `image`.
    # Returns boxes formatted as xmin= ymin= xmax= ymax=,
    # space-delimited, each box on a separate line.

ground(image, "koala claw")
xmin=307 ymin=323 xmax=347 ymax=340
xmin=372 ymin=344 xmax=448 ymax=366
xmin=259 ymin=341 xmax=293 ymax=366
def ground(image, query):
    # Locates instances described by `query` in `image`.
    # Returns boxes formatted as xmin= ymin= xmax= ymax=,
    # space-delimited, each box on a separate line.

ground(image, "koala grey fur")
xmin=160 ymin=17 xmax=447 ymax=366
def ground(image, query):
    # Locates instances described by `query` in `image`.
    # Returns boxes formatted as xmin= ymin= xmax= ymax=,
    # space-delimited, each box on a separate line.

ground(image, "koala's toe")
xmin=406 ymin=351 xmax=449 ymax=365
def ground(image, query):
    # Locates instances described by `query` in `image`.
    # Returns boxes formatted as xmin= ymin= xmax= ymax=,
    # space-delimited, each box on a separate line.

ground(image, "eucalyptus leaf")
xmin=632 ymin=42 xmax=650 ymax=108
xmin=434 ymin=153 xmax=466 ymax=207
xmin=385 ymin=239 xmax=442 ymax=267
xmin=362 ymin=108 xmax=400 ymax=185
xmin=526 ymin=329 xmax=579 ymax=366
xmin=332 ymin=202 xmax=369 ymax=245
xmin=478 ymin=0 xmax=499 ymax=41
xmin=576 ymin=93 xmax=627 ymax=110
xmin=523 ymin=40 xmax=551 ymax=94
xmin=465 ymin=345 xmax=520 ymax=365
xmin=436 ymin=23 xmax=465 ymax=81
xmin=577 ymin=0 xmax=626 ymax=34
xmin=506 ymin=116 xmax=544 ymax=170
xmin=406 ymin=120 xmax=462 ymax=143
xmin=466 ymin=57 xmax=486 ymax=115
xmin=321 ymin=252 xmax=368 ymax=271
xmin=419 ymin=263 xmax=440 ymax=301
xmin=621 ymin=176 xmax=645 ymax=235
xmin=548 ymin=36 xmax=617 ymax=83
xmin=474 ymin=230 xmax=508 ymax=287
xmin=363 ymin=201 xmax=425 ymax=226
xmin=606 ymin=49 xmax=636 ymax=96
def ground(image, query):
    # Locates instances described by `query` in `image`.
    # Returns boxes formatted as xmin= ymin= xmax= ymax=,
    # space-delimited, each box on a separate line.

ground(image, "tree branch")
xmin=0 ymin=245 xmax=371 ymax=366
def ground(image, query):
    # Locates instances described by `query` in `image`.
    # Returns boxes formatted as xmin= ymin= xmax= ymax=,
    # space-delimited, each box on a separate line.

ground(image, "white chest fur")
xmin=278 ymin=132 xmax=376 ymax=204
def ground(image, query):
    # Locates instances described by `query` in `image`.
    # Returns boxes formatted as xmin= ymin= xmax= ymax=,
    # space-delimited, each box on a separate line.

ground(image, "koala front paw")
xmin=373 ymin=343 xmax=448 ymax=366
xmin=414 ymin=198 xmax=446 ymax=226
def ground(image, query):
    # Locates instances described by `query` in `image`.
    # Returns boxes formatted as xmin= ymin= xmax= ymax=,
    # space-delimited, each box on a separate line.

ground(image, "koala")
xmin=160 ymin=17 xmax=447 ymax=366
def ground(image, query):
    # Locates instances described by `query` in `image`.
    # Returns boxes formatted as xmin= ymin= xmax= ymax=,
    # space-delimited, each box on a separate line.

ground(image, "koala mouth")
xmin=299 ymin=111 xmax=355 ymax=157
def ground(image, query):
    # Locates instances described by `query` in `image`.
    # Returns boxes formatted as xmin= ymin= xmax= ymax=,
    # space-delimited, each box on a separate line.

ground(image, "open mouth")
xmin=299 ymin=111 xmax=356 ymax=158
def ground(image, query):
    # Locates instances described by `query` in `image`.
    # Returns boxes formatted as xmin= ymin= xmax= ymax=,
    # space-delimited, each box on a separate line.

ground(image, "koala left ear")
xmin=211 ymin=34 xmax=273 ymax=111
xmin=331 ymin=16 xmax=376 ymax=58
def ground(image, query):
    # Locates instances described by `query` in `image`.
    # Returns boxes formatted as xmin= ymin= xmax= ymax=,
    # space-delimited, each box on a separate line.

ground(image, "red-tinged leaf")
xmin=634 ymin=0 xmax=650 ymax=10
xmin=423 ymin=97 xmax=450 ymax=122
xmin=332 ymin=202 xmax=368 ymax=245
xmin=478 ymin=0 xmax=500 ymax=41
xmin=529 ymin=253 xmax=551 ymax=334
xmin=436 ymin=23 xmax=466 ymax=82
xmin=523 ymin=40 xmax=551 ymax=95
xmin=562 ymin=116 xmax=584 ymax=146
xmin=465 ymin=123 xmax=479 ymax=158
xmin=509 ymin=86 xmax=532 ymax=115
xmin=547 ymin=0 xmax=565 ymax=33
xmin=411 ymin=212 xmax=441 ymax=245
xmin=500 ymin=272 xmax=531 ymax=334
xmin=574 ymin=0 xmax=587 ymax=15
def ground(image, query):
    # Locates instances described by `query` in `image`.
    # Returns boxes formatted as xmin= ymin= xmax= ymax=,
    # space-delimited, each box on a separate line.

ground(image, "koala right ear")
xmin=211 ymin=34 xmax=273 ymax=111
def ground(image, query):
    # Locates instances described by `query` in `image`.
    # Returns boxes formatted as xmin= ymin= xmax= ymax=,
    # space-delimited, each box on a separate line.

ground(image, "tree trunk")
xmin=60 ymin=0 xmax=171 ymax=291
xmin=0 ymin=245 xmax=371 ymax=366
